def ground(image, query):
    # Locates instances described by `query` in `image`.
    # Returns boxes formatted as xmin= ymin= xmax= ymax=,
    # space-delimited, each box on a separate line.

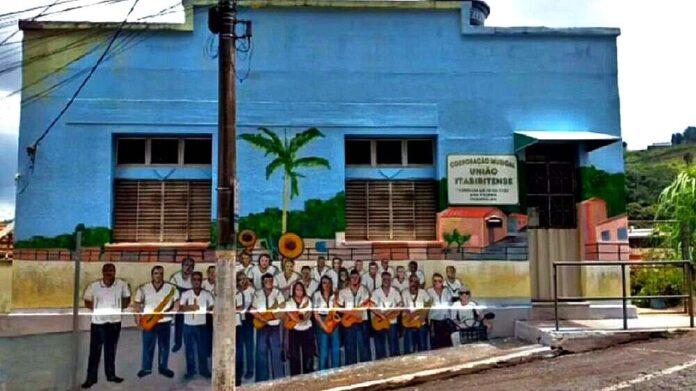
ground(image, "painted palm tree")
xmin=239 ymin=127 xmax=330 ymax=233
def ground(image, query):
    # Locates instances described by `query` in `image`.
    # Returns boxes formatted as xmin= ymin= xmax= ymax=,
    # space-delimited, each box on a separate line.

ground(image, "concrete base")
xmin=530 ymin=302 xmax=637 ymax=321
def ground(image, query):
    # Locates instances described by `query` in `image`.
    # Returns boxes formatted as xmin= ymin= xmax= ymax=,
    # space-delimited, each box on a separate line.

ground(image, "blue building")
xmin=16 ymin=0 xmax=626 ymax=297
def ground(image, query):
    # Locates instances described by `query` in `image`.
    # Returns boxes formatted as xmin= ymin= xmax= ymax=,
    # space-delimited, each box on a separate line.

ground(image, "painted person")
xmin=81 ymin=263 xmax=131 ymax=389
xmin=179 ymin=272 xmax=214 ymax=379
xmin=402 ymin=274 xmax=430 ymax=354
xmin=134 ymin=265 xmax=180 ymax=378
xmin=350 ymin=259 xmax=366 ymax=277
xmin=451 ymin=289 xmax=495 ymax=335
xmin=361 ymin=261 xmax=381 ymax=294
xmin=337 ymin=269 xmax=372 ymax=365
xmin=311 ymin=255 xmax=331 ymax=282
xmin=325 ymin=257 xmax=343 ymax=290
xmin=169 ymin=256 xmax=195 ymax=353
xmin=445 ymin=265 xmax=464 ymax=301
xmin=284 ymin=281 xmax=315 ymax=375
xmin=379 ymin=258 xmax=396 ymax=280
xmin=427 ymin=273 xmax=453 ymax=349
xmin=203 ymin=265 xmax=216 ymax=358
xmin=274 ymin=258 xmax=301 ymax=299
xmin=392 ymin=266 xmax=409 ymax=293
xmin=299 ymin=265 xmax=318 ymax=294
xmin=247 ymin=253 xmax=277 ymax=289
xmin=250 ymin=273 xmax=286 ymax=381
xmin=370 ymin=271 xmax=402 ymax=359
xmin=237 ymin=271 xmax=256 ymax=380
xmin=337 ymin=267 xmax=350 ymax=291
xmin=408 ymin=260 xmax=426 ymax=288
xmin=313 ymin=275 xmax=341 ymax=370
xmin=234 ymin=273 xmax=245 ymax=386
xmin=236 ymin=252 xmax=254 ymax=275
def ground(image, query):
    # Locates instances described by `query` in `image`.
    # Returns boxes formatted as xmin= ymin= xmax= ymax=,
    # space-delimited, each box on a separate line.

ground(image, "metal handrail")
xmin=553 ymin=260 xmax=694 ymax=331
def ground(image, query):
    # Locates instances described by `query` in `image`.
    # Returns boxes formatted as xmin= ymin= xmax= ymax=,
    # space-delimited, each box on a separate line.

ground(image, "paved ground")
xmin=396 ymin=332 xmax=696 ymax=391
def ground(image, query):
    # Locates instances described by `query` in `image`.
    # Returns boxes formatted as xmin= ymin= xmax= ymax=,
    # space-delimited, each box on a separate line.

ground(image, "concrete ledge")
xmin=244 ymin=342 xmax=551 ymax=391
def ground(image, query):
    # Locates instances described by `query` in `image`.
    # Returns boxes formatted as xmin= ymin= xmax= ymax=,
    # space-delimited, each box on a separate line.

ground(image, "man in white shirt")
xmin=235 ymin=252 xmax=254 ymax=275
xmin=379 ymin=259 xmax=396 ymax=281
xmin=247 ymin=253 xmax=278 ymax=289
xmin=237 ymin=272 xmax=256 ymax=380
xmin=203 ymin=265 xmax=215 ymax=359
xmin=392 ymin=266 xmax=409 ymax=293
xmin=408 ymin=261 xmax=426 ymax=288
xmin=338 ymin=269 xmax=372 ymax=365
xmin=81 ymin=263 xmax=131 ymax=389
xmin=250 ymin=273 xmax=286 ymax=381
xmin=299 ymin=266 xmax=319 ymax=296
xmin=311 ymin=255 xmax=330 ymax=282
xmin=169 ymin=256 xmax=195 ymax=353
xmin=370 ymin=272 xmax=402 ymax=359
xmin=274 ymin=258 xmax=301 ymax=299
xmin=361 ymin=261 xmax=381 ymax=293
xmin=426 ymin=273 xmax=453 ymax=350
xmin=179 ymin=272 xmax=214 ymax=379
xmin=324 ymin=257 xmax=343 ymax=290
xmin=350 ymin=259 xmax=366 ymax=277
xmin=445 ymin=265 xmax=465 ymax=301
xmin=134 ymin=265 xmax=180 ymax=379
xmin=402 ymin=274 xmax=430 ymax=354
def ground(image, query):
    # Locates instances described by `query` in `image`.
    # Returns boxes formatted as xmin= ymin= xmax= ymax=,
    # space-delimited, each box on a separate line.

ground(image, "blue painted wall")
xmin=15 ymin=5 xmax=622 ymax=240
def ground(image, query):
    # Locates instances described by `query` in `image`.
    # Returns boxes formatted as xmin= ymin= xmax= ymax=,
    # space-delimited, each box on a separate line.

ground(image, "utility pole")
xmin=209 ymin=0 xmax=251 ymax=389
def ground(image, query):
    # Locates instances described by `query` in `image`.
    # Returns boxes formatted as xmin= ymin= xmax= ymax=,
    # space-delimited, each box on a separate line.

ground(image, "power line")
xmin=0 ymin=0 xmax=84 ymax=22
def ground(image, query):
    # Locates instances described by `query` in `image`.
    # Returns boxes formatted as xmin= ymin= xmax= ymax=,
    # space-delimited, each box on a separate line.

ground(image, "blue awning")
xmin=514 ymin=130 xmax=620 ymax=153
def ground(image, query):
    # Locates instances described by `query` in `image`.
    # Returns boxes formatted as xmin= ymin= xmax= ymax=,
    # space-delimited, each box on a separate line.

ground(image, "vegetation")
xmin=14 ymin=226 xmax=112 ymax=249
xmin=631 ymin=266 xmax=685 ymax=308
xmin=580 ymin=166 xmax=627 ymax=217
xmin=442 ymin=229 xmax=471 ymax=253
xmin=656 ymin=167 xmax=696 ymax=261
xmin=239 ymin=127 xmax=330 ymax=234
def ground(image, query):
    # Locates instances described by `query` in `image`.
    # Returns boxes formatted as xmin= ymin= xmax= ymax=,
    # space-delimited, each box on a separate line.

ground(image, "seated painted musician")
xmin=450 ymin=289 xmax=495 ymax=333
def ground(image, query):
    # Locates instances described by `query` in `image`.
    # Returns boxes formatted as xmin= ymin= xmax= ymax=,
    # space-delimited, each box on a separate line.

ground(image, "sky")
xmin=0 ymin=0 xmax=695 ymax=221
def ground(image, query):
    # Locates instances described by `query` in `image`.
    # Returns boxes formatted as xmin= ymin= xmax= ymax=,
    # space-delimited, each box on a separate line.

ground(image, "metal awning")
xmin=514 ymin=130 xmax=620 ymax=153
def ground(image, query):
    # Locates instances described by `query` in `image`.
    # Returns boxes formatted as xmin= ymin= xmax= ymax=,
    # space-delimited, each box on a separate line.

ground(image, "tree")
xmin=672 ymin=133 xmax=684 ymax=145
xmin=685 ymin=127 xmax=696 ymax=144
xmin=239 ymin=127 xmax=330 ymax=233
xmin=684 ymin=152 xmax=693 ymax=167
xmin=656 ymin=167 xmax=696 ymax=260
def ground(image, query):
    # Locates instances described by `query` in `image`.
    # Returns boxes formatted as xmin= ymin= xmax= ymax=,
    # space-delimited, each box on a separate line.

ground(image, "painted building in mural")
xmin=14 ymin=0 xmax=627 ymax=281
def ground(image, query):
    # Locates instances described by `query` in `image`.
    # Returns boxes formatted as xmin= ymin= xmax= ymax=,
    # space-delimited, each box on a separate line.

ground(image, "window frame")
xmin=345 ymin=138 xmax=435 ymax=168
xmin=116 ymin=136 xmax=212 ymax=167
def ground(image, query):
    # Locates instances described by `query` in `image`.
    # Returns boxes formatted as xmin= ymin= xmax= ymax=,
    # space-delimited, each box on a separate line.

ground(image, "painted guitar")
xmin=323 ymin=302 xmax=342 ymax=334
xmin=253 ymin=302 xmax=279 ymax=329
xmin=340 ymin=298 xmax=372 ymax=328
xmin=139 ymin=287 xmax=176 ymax=332
xmin=402 ymin=299 xmax=432 ymax=329
xmin=371 ymin=309 xmax=400 ymax=331
xmin=283 ymin=300 xmax=311 ymax=330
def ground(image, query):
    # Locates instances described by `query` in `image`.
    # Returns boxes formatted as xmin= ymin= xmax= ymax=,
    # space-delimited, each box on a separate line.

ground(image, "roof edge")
xmin=462 ymin=26 xmax=621 ymax=37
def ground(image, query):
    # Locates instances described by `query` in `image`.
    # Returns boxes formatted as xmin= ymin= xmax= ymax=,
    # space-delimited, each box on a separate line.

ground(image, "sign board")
xmin=447 ymin=155 xmax=519 ymax=205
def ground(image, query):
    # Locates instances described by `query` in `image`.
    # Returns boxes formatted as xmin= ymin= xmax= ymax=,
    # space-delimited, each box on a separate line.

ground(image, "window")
xmin=113 ymin=180 xmax=211 ymax=242
xmin=525 ymin=144 xmax=578 ymax=228
xmin=116 ymin=139 xmax=146 ymax=164
xmin=601 ymin=230 xmax=611 ymax=242
xmin=617 ymin=227 xmax=628 ymax=241
xmin=345 ymin=138 xmax=434 ymax=167
xmin=345 ymin=180 xmax=438 ymax=241
xmin=116 ymin=137 xmax=212 ymax=166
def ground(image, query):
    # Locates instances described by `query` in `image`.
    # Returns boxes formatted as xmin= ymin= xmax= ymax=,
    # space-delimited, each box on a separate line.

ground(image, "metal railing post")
xmin=554 ymin=263 xmax=559 ymax=331
xmin=688 ymin=262 xmax=694 ymax=328
xmin=621 ymin=263 xmax=628 ymax=330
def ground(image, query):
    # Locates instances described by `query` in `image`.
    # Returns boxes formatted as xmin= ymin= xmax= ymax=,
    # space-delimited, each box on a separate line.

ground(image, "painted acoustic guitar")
xmin=283 ymin=300 xmax=310 ymax=330
xmin=253 ymin=302 xmax=279 ymax=329
xmin=402 ymin=299 xmax=433 ymax=329
xmin=323 ymin=307 xmax=342 ymax=334
xmin=139 ymin=287 xmax=176 ymax=332
xmin=371 ymin=309 xmax=400 ymax=331
xmin=340 ymin=298 xmax=373 ymax=328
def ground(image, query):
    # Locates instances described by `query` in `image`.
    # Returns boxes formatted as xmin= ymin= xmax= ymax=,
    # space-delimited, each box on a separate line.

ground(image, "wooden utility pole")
xmin=211 ymin=0 xmax=244 ymax=389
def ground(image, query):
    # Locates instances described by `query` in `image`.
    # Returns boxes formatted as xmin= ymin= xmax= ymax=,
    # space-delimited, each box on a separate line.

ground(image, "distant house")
xmin=438 ymin=207 xmax=508 ymax=249
xmin=577 ymin=198 xmax=629 ymax=260
xmin=647 ymin=142 xmax=672 ymax=151
xmin=0 ymin=221 xmax=14 ymax=259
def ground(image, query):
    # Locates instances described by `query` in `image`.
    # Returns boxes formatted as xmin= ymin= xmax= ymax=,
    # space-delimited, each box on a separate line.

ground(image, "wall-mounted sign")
xmin=447 ymin=155 xmax=519 ymax=205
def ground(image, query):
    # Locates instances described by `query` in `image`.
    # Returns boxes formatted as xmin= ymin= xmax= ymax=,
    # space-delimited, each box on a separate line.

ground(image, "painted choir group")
xmin=79 ymin=255 xmax=493 ymax=388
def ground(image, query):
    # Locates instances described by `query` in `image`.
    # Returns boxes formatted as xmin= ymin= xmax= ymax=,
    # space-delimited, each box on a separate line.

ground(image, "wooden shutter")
xmin=345 ymin=180 xmax=437 ymax=241
xmin=114 ymin=180 xmax=211 ymax=243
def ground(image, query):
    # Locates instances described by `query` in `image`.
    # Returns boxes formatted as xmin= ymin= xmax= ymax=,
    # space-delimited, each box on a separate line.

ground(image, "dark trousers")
xmin=235 ymin=325 xmax=243 ymax=386
xmin=240 ymin=318 xmax=255 ymax=375
xmin=174 ymin=313 xmax=184 ymax=348
xmin=288 ymin=327 xmax=315 ymax=376
xmin=183 ymin=324 xmax=210 ymax=376
xmin=85 ymin=322 xmax=121 ymax=382
xmin=344 ymin=322 xmax=371 ymax=365
xmin=431 ymin=320 xmax=453 ymax=350
xmin=206 ymin=313 xmax=213 ymax=358
xmin=374 ymin=324 xmax=399 ymax=359
xmin=141 ymin=321 xmax=171 ymax=372
xmin=403 ymin=325 xmax=429 ymax=354
xmin=256 ymin=325 xmax=284 ymax=381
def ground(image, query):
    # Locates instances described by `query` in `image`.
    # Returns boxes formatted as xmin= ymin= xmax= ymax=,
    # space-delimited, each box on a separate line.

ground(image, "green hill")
xmin=625 ymin=144 xmax=696 ymax=219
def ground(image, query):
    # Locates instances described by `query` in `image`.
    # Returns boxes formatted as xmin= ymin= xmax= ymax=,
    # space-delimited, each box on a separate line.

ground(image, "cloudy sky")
xmin=0 ymin=0 xmax=695 ymax=220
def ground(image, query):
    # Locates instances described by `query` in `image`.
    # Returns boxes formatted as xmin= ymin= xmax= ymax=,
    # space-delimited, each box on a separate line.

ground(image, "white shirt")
xmin=274 ymin=271 xmax=301 ymax=299
xmin=134 ymin=282 xmax=180 ymax=323
xmin=409 ymin=269 xmax=426 ymax=286
xmin=235 ymin=263 xmax=254 ymax=276
xmin=169 ymin=271 xmax=192 ymax=290
xmin=237 ymin=286 xmax=255 ymax=321
xmin=180 ymin=289 xmax=214 ymax=326
xmin=235 ymin=291 xmax=243 ymax=326
xmin=325 ymin=268 xmax=340 ymax=289
xmin=402 ymin=289 xmax=430 ymax=310
xmin=202 ymin=280 xmax=215 ymax=295
xmin=370 ymin=287 xmax=403 ymax=325
xmin=312 ymin=291 xmax=336 ymax=316
xmin=83 ymin=279 xmax=131 ymax=324
xmin=445 ymin=278 xmax=464 ymax=298
xmin=311 ymin=265 xmax=331 ymax=282
xmin=427 ymin=287 xmax=452 ymax=321
xmin=361 ymin=273 xmax=381 ymax=293
xmin=338 ymin=285 xmax=371 ymax=321
xmin=451 ymin=301 xmax=484 ymax=328
xmin=349 ymin=267 xmax=366 ymax=278
xmin=378 ymin=266 xmax=396 ymax=279
xmin=247 ymin=265 xmax=278 ymax=289
xmin=300 ymin=278 xmax=319 ymax=297
xmin=392 ymin=277 xmax=409 ymax=293
xmin=251 ymin=288 xmax=285 ymax=326
xmin=284 ymin=296 xmax=312 ymax=331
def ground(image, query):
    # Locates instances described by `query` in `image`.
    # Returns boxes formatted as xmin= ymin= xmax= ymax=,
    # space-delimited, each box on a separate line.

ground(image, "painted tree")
xmin=239 ymin=127 xmax=330 ymax=234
